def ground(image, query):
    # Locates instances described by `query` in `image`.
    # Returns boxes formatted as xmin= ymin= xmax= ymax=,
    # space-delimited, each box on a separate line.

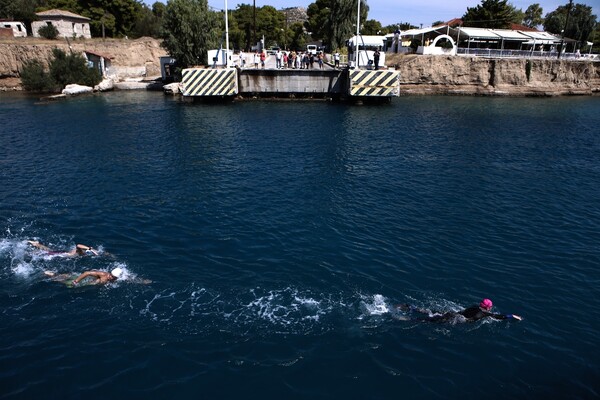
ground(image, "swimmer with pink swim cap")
xmin=397 ymin=298 xmax=522 ymax=322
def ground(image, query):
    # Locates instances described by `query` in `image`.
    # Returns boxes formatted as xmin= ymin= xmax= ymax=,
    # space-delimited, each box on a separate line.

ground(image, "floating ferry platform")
xmin=181 ymin=67 xmax=400 ymax=102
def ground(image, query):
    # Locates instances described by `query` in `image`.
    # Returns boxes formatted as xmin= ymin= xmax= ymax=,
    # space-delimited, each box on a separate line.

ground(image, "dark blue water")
xmin=1 ymin=92 xmax=599 ymax=399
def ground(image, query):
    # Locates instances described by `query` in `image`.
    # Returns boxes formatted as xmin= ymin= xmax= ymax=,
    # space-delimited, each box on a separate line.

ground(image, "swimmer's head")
xmin=111 ymin=268 xmax=123 ymax=279
xmin=480 ymin=298 xmax=493 ymax=310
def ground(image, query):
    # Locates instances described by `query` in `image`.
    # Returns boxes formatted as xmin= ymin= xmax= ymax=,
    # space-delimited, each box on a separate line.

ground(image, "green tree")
xmin=329 ymin=0 xmax=369 ymax=51
xmin=462 ymin=0 xmax=522 ymax=28
xmin=20 ymin=48 xmax=101 ymax=92
xmin=131 ymin=4 xmax=162 ymax=38
xmin=305 ymin=0 xmax=330 ymax=41
xmin=523 ymin=3 xmax=544 ymax=28
xmin=362 ymin=19 xmax=382 ymax=35
xmin=161 ymin=0 xmax=220 ymax=68
xmin=20 ymin=59 xmax=54 ymax=91
xmin=305 ymin=0 xmax=369 ymax=49
xmin=288 ymin=21 xmax=308 ymax=50
xmin=383 ymin=22 xmax=418 ymax=32
xmin=257 ymin=5 xmax=285 ymax=48
xmin=152 ymin=1 xmax=166 ymax=18
xmin=49 ymin=48 xmax=101 ymax=87
xmin=229 ymin=4 xmax=254 ymax=50
xmin=544 ymin=2 xmax=597 ymax=44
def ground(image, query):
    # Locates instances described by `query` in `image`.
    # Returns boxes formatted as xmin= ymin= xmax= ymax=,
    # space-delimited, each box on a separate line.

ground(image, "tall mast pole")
xmin=558 ymin=0 xmax=573 ymax=60
xmin=356 ymin=0 xmax=361 ymax=68
xmin=225 ymin=0 xmax=230 ymax=67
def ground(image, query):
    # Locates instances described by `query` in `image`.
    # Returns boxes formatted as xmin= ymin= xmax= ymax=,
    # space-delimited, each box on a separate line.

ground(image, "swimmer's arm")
xmin=490 ymin=313 xmax=522 ymax=321
xmin=72 ymin=271 xmax=102 ymax=285
xmin=76 ymin=244 xmax=99 ymax=256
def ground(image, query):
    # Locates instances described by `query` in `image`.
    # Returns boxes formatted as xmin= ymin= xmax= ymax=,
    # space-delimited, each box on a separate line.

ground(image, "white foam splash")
xmin=360 ymin=294 xmax=390 ymax=317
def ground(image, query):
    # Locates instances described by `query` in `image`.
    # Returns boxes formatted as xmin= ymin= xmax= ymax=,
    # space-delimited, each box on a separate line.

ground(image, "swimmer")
xmin=28 ymin=240 xmax=99 ymax=256
xmin=396 ymin=298 xmax=522 ymax=322
xmin=44 ymin=267 xmax=123 ymax=286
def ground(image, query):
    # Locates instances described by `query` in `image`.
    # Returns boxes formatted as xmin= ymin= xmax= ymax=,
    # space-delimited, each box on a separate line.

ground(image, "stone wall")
xmin=388 ymin=54 xmax=600 ymax=96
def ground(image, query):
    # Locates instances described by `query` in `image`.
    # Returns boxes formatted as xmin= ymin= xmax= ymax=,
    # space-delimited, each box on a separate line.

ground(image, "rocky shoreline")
xmin=388 ymin=54 xmax=600 ymax=96
xmin=0 ymin=36 xmax=167 ymax=92
xmin=1 ymin=38 xmax=598 ymax=96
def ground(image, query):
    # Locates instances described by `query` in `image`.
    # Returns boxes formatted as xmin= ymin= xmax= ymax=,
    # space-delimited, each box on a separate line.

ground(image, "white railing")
xmin=457 ymin=48 xmax=598 ymax=61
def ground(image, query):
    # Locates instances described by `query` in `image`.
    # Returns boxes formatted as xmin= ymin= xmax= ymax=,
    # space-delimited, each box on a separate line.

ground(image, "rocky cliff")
xmin=388 ymin=54 xmax=600 ymax=96
xmin=0 ymin=37 xmax=167 ymax=90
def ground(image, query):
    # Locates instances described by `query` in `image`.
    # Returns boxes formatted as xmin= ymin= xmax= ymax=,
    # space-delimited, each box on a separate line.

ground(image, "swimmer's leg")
xmin=28 ymin=241 xmax=53 ymax=251
xmin=44 ymin=271 xmax=75 ymax=282
xmin=395 ymin=304 xmax=432 ymax=315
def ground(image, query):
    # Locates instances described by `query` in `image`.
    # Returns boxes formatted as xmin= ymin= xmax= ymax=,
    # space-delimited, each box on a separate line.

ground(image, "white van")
xmin=306 ymin=45 xmax=317 ymax=55
xmin=2 ymin=22 xmax=27 ymax=38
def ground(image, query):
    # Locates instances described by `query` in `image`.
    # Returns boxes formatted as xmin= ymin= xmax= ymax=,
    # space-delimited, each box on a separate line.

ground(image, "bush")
xmin=38 ymin=24 xmax=59 ymax=40
xmin=49 ymin=49 xmax=102 ymax=88
xmin=20 ymin=60 xmax=57 ymax=92
xmin=20 ymin=49 xmax=102 ymax=92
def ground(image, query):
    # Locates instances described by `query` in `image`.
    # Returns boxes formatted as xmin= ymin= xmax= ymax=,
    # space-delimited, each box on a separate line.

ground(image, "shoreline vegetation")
xmin=0 ymin=37 xmax=598 ymax=97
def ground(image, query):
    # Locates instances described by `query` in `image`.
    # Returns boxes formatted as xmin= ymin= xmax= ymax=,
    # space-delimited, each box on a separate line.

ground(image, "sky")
xmin=145 ymin=1 xmax=600 ymax=27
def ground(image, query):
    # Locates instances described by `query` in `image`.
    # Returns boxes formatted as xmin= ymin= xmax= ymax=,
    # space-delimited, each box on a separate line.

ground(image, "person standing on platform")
xmin=374 ymin=48 xmax=380 ymax=70
xmin=239 ymin=50 xmax=245 ymax=68
xmin=260 ymin=50 xmax=266 ymax=69
xmin=334 ymin=50 xmax=340 ymax=68
xmin=253 ymin=50 xmax=260 ymax=69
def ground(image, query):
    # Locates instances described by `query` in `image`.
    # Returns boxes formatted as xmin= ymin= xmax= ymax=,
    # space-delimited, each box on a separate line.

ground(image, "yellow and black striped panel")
xmin=349 ymin=70 xmax=400 ymax=97
xmin=182 ymin=68 xmax=238 ymax=96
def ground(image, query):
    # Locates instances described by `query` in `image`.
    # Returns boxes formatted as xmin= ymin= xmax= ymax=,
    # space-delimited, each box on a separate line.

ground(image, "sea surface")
xmin=0 ymin=91 xmax=599 ymax=399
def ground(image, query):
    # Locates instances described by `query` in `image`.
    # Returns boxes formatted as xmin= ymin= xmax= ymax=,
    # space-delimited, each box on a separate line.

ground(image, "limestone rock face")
xmin=114 ymin=81 xmax=152 ymax=90
xmin=62 ymin=84 xmax=93 ymax=95
xmin=94 ymin=78 xmax=114 ymax=92
xmin=163 ymin=82 xmax=181 ymax=95
xmin=0 ymin=37 xmax=167 ymax=89
xmin=388 ymin=54 xmax=600 ymax=95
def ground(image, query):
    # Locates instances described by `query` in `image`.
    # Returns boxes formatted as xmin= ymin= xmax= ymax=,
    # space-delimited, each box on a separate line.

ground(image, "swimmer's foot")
xmin=43 ymin=271 xmax=56 ymax=277
xmin=396 ymin=303 xmax=411 ymax=312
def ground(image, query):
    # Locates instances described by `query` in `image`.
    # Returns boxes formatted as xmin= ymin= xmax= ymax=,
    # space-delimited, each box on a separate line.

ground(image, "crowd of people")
xmin=238 ymin=48 xmax=343 ymax=70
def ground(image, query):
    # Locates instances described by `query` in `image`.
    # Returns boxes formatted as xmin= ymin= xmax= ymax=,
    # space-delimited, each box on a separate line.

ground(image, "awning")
xmin=491 ymin=29 xmax=531 ymax=40
xmin=457 ymin=27 xmax=501 ymax=40
xmin=401 ymin=26 xmax=450 ymax=37
xmin=347 ymin=35 xmax=385 ymax=47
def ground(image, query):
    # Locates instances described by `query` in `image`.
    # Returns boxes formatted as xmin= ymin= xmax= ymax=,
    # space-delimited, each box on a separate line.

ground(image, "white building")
xmin=1 ymin=21 xmax=28 ymax=37
xmin=32 ymin=9 xmax=91 ymax=39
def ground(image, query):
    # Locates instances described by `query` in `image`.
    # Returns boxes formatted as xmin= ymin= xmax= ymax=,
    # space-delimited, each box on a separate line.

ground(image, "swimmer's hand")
xmin=507 ymin=314 xmax=522 ymax=321
xmin=72 ymin=280 xmax=78 ymax=286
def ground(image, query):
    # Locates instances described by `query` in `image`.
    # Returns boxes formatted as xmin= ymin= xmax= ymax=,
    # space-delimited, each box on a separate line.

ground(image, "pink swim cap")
xmin=480 ymin=299 xmax=493 ymax=310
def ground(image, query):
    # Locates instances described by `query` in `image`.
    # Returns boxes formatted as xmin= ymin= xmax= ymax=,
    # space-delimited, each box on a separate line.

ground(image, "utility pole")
xmin=355 ymin=0 xmax=360 ymax=67
xmin=253 ymin=0 xmax=256 ymax=49
xmin=225 ymin=0 xmax=230 ymax=67
xmin=558 ymin=0 xmax=573 ymax=59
